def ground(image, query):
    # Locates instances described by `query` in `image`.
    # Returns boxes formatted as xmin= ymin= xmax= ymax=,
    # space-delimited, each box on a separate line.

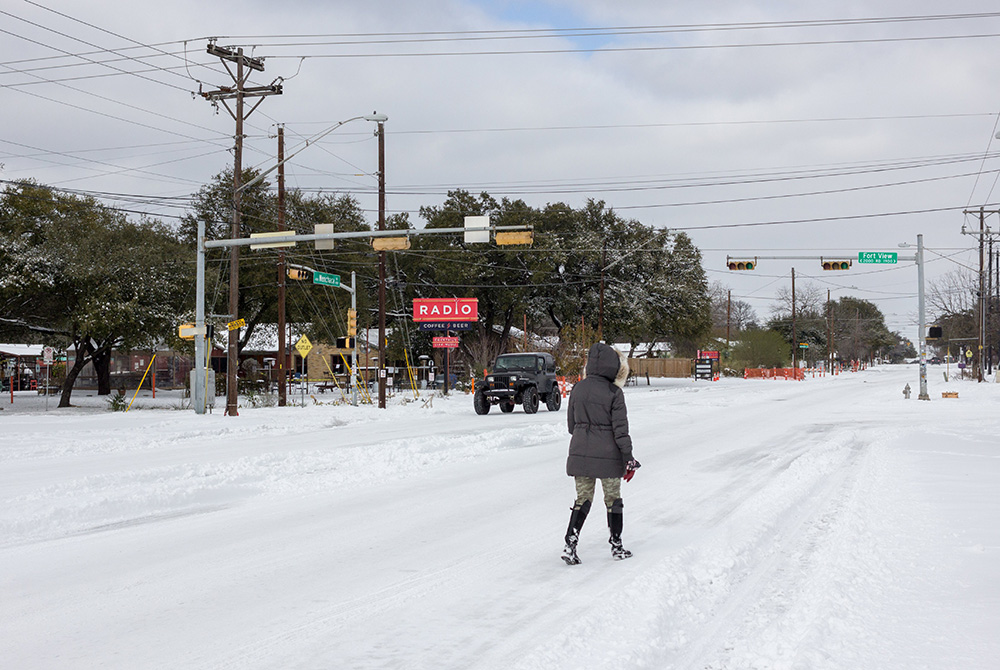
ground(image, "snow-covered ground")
xmin=2 ymin=365 xmax=998 ymax=669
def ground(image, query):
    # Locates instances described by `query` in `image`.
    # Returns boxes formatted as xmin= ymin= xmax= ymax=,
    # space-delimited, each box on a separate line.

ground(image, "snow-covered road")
xmin=2 ymin=365 xmax=998 ymax=669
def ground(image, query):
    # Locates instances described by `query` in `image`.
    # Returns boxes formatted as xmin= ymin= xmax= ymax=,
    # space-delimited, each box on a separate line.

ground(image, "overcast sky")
xmin=4 ymin=0 xmax=1000 ymax=339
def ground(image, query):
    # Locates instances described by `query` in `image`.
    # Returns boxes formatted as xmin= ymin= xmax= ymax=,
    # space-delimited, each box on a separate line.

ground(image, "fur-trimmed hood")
xmin=583 ymin=343 xmax=629 ymax=388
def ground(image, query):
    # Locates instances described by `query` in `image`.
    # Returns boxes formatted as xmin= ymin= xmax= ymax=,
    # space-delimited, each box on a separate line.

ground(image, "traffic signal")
xmin=821 ymin=260 xmax=852 ymax=270
xmin=347 ymin=308 xmax=357 ymax=337
xmin=927 ymin=325 xmax=942 ymax=341
xmin=727 ymin=259 xmax=756 ymax=270
xmin=287 ymin=267 xmax=309 ymax=280
xmin=336 ymin=336 xmax=356 ymax=349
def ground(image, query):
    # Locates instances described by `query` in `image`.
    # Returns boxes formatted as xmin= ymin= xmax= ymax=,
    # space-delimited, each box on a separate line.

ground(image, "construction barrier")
xmin=744 ymin=367 xmax=805 ymax=380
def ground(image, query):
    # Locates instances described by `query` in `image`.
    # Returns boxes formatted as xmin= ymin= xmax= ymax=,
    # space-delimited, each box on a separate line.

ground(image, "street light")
xmin=899 ymin=237 xmax=929 ymax=399
xmin=194 ymin=112 xmax=387 ymax=416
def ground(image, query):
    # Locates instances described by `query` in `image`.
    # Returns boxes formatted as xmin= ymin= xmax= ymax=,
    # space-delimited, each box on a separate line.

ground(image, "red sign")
xmin=413 ymin=298 xmax=479 ymax=322
xmin=432 ymin=336 xmax=460 ymax=349
xmin=698 ymin=350 xmax=720 ymax=360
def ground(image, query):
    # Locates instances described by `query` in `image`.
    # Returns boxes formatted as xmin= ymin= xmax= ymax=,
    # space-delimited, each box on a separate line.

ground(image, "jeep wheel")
xmin=522 ymin=387 xmax=539 ymax=414
xmin=500 ymin=399 xmax=515 ymax=413
xmin=473 ymin=390 xmax=490 ymax=415
xmin=545 ymin=388 xmax=562 ymax=411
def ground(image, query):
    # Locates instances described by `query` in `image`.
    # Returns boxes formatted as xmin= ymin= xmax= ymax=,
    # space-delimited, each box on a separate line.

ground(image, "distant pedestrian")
xmin=562 ymin=342 xmax=640 ymax=565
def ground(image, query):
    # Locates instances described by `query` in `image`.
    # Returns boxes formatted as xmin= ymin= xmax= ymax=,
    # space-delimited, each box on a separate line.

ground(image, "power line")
xmin=220 ymin=11 xmax=1000 ymax=43
xmin=23 ymin=0 xmax=209 ymax=86
xmin=0 ymin=11 xmax=189 ymax=92
xmin=255 ymin=32 xmax=1000 ymax=60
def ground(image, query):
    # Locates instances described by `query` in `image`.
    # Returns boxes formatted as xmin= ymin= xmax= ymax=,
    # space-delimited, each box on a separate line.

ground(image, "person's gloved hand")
xmin=624 ymin=459 xmax=641 ymax=482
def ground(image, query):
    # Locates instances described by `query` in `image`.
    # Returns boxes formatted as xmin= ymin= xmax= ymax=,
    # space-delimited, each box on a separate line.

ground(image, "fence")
xmin=627 ymin=358 xmax=693 ymax=378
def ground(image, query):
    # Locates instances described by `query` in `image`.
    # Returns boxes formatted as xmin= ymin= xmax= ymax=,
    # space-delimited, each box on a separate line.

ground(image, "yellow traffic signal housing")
xmin=821 ymin=260 xmax=852 ymax=270
xmin=495 ymin=231 xmax=534 ymax=246
xmin=372 ymin=236 xmax=411 ymax=251
xmin=727 ymin=259 xmax=756 ymax=270
xmin=287 ymin=267 xmax=309 ymax=280
xmin=336 ymin=336 xmax=356 ymax=349
xmin=927 ymin=325 xmax=943 ymax=341
xmin=347 ymin=308 xmax=357 ymax=336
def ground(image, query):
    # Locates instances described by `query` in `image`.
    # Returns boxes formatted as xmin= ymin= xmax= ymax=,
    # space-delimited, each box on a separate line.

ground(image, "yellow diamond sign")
xmin=295 ymin=334 xmax=313 ymax=357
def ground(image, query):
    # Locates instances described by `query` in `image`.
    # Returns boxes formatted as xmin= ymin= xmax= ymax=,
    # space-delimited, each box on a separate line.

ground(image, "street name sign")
xmin=858 ymin=252 xmax=897 ymax=264
xmin=313 ymin=271 xmax=341 ymax=287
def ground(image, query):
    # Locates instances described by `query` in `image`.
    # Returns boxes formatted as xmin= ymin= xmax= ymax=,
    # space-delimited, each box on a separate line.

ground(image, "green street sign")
xmin=858 ymin=252 xmax=897 ymax=264
xmin=313 ymin=271 xmax=341 ymax=287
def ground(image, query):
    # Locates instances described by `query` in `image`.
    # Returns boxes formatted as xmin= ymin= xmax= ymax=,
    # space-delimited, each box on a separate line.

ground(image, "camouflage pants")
xmin=574 ymin=476 xmax=623 ymax=511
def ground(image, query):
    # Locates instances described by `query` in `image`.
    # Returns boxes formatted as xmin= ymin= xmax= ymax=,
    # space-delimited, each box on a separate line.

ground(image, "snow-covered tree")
xmin=0 ymin=180 xmax=191 ymax=406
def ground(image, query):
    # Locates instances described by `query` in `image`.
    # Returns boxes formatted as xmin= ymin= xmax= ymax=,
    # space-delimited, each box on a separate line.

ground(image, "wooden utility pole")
xmin=975 ymin=207 xmax=985 ymax=382
xmin=726 ymin=289 xmax=731 ymax=351
xmin=791 ymin=268 xmax=797 ymax=371
xmin=827 ymin=289 xmax=833 ymax=372
xmin=599 ymin=239 xmax=606 ymax=341
xmin=277 ymin=126 xmax=287 ymax=407
xmin=201 ymin=43 xmax=282 ymax=416
xmin=375 ymin=119 xmax=387 ymax=409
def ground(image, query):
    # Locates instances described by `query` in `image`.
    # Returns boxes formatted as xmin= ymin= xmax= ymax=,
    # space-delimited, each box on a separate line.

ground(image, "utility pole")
xmin=726 ymin=289 xmax=731 ymax=352
xmin=961 ymin=207 xmax=1000 ymax=382
xmin=277 ymin=126 xmax=287 ymax=407
xmin=827 ymin=289 xmax=833 ymax=372
xmin=791 ymin=268 xmax=797 ymax=371
xmin=599 ymin=239 xmax=606 ymax=341
xmin=979 ymin=208 xmax=985 ymax=382
xmin=983 ymin=237 xmax=993 ymax=375
xmin=375 ymin=118 xmax=387 ymax=409
xmin=201 ymin=42 xmax=282 ymax=417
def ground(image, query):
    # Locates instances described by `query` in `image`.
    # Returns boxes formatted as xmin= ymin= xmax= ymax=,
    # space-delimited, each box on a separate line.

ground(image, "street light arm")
xmin=238 ymin=113 xmax=387 ymax=193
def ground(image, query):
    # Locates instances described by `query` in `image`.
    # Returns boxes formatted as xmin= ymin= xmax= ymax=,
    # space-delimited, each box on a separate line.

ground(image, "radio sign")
xmin=413 ymin=298 xmax=478 ymax=322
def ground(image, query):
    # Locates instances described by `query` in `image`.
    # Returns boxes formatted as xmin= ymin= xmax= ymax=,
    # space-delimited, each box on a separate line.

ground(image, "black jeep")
xmin=474 ymin=352 xmax=562 ymax=415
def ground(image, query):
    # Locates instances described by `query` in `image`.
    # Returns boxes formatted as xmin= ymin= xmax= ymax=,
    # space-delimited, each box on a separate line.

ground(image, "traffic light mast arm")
xmin=202 ymin=224 xmax=532 ymax=251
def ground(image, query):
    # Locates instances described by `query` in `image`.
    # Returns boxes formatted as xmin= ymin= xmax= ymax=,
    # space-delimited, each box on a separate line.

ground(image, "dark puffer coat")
xmin=566 ymin=342 xmax=633 ymax=478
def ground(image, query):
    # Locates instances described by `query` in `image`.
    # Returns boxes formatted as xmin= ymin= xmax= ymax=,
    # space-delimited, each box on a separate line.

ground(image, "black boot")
xmin=608 ymin=510 xmax=632 ymax=560
xmin=561 ymin=500 xmax=591 ymax=565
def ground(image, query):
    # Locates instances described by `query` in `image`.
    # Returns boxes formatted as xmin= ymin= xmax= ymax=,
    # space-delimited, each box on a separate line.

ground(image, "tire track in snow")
xmin=660 ymin=431 xmax=873 ymax=669
xmin=512 ymin=424 xmax=884 ymax=670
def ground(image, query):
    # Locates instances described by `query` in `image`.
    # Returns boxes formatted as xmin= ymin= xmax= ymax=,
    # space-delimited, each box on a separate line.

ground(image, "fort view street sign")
xmin=858 ymin=252 xmax=897 ymax=264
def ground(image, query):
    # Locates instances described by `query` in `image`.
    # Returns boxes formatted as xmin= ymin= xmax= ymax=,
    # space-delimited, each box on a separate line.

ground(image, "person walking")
xmin=562 ymin=342 xmax=640 ymax=565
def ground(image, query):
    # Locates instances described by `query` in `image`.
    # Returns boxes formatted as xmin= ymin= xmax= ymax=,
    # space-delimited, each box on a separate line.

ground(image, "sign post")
xmin=295 ymin=334 xmax=313 ymax=407
xmin=43 ymin=346 xmax=53 ymax=411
